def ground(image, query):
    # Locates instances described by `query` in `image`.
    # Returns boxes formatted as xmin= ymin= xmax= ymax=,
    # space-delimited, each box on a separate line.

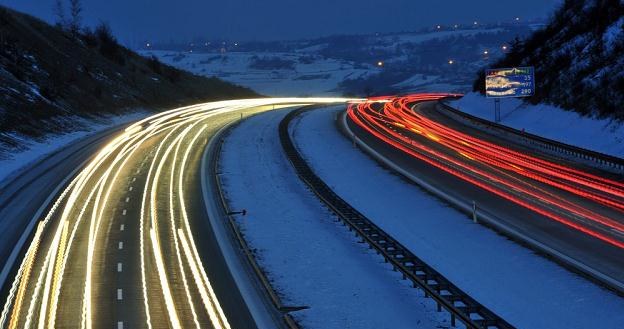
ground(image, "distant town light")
xmin=377 ymin=61 xmax=384 ymax=67
xmin=502 ymin=45 xmax=508 ymax=50
xmin=436 ymin=25 xmax=441 ymax=29
xmin=146 ymin=43 xmax=151 ymax=48
xmin=448 ymin=59 xmax=454 ymax=64
xmin=234 ymin=42 xmax=239 ymax=46
xmin=473 ymin=21 xmax=478 ymax=25
xmin=483 ymin=50 xmax=489 ymax=55
xmin=515 ymin=17 xmax=520 ymax=21
xmin=454 ymin=24 xmax=459 ymax=29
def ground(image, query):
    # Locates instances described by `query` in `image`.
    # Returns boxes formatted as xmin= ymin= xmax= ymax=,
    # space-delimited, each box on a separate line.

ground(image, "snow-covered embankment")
xmin=218 ymin=109 xmax=449 ymax=329
xmin=289 ymin=107 xmax=624 ymax=329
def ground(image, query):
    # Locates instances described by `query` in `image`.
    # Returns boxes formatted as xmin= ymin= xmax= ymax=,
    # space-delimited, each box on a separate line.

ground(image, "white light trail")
xmin=1 ymin=98 xmax=360 ymax=329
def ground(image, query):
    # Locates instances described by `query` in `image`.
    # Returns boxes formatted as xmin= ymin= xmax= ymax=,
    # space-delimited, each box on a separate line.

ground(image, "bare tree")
xmin=68 ymin=0 xmax=82 ymax=34
xmin=53 ymin=0 xmax=66 ymax=28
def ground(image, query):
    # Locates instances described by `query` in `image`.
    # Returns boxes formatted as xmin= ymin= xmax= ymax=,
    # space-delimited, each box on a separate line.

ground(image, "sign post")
xmin=485 ymin=66 xmax=535 ymax=123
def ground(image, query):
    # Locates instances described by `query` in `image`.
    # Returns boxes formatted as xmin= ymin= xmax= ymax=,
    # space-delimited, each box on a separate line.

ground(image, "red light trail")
xmin=348 ymin=94 xmax=624 ymax=249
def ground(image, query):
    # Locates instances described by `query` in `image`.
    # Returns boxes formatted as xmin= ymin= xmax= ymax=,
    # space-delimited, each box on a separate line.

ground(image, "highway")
xmin=0 ymin=98 xmax=353 ymax=329
xmin=346 ymin=94 xmax=624 ymax=289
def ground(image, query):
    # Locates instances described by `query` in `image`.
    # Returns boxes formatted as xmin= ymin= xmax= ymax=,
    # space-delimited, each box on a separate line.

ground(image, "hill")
xmin=141 ymin=22 xmax=535 ymax=96
xmin=0 ymin=6 xmax=257 ymax=154
xmin=472 ymin=0 xmax=624 ymax=119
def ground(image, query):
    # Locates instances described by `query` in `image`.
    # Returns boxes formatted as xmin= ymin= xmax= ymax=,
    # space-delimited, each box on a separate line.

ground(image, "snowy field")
xmin=0 ymin=111 xmax=148 ymax=184
xmin=142 ymin=50 xmax=374 ymax=96
xmin=451 ymin=93 xmax=624 ymax=158
xmin=289 ymin=107 xmax=624 ymax=329
xmin=140 ymin=27 xmax=514 ymax=97
xmin=219 ymin=109 xmax=451 ymax=329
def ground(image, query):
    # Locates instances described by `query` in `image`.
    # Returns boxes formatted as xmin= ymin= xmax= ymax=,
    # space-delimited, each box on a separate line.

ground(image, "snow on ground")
xmin=450 ymin=93 xmax=624 ymax=158
xmin=392 ymin=74 xmax=440 ymax=88
xmin=377 ymin=28 xmax=505 ymax=47
xmin=290 ymin=107 xmax=624 ymax=329
xmin=0 ymin=111 xmax=148 ymax=184
xmin=143 ymin=50 xmax=374 ymax=96
xmin=219 ymin=109 xmax=451 ymax=329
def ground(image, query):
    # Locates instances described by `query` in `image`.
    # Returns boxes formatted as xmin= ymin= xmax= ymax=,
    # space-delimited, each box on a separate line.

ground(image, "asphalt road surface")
xmin=346 ymin=94 xmax=624 ymax=290
xmin=0 ymin=98 xmax=352 ymax=329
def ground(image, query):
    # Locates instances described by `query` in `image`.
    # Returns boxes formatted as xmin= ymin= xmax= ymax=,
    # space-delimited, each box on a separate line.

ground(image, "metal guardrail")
xmin=438 ymin=102 xmax=624 ymax=173
xmin=280 ymin=107 xmax=515 ymax=329
xmin=209 ymin=119 xmax=302 ymax=329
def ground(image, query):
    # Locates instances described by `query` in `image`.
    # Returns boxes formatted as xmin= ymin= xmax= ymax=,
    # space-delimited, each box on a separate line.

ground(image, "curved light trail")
xmin=348 ymin=94 xmax=624 ymax=249
xmin=0 ymin=97 xmax=359 ymax=329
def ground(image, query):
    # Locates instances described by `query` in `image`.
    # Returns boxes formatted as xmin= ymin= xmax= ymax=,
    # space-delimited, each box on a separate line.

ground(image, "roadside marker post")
xmin=472 ymin=201 xmax=478 ymax=223
xmin=494 ymin=98 xmax=501 ymax=123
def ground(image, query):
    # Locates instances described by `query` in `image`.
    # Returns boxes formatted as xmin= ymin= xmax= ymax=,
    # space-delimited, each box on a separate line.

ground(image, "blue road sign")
xmin=485 ymin=67 xmax=534 ymax=98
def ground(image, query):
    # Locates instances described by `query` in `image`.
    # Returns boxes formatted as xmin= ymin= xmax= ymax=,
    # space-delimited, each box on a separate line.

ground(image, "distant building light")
xmin=234 ymin=42 xmax=239 ymax=46
xmin=502 ymin=45 xmax=508 ymax=50
xmin=473 ymin=21 xmax=478 ymax=25
xmin=454 ymin=24 xmax=459 ymax=29
xmin=515 ymin=17 xmax=520 ymax=21
xmin=377 ymin=61 xmax=384 ymax=67
xmin=448 ymin=59 xmax=454 ymax=64
xmin=483 ymin=50 xmax=489 ymax=55
xmin=436 ymin=25 xmax=441 ymax=29
xmin=146 ymin=43 xmax=151 ymax=48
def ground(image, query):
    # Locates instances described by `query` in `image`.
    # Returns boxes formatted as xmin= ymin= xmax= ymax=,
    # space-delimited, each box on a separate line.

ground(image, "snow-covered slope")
xmin=474 ymin=0 xmax=624 ymax=118
xmin=142 ymin=51 xmax=374 ymax=96
xmin=142 ymin=24 xmax=533 ymax=96
xmin=451 ymin=93 xmax=624 ymax=158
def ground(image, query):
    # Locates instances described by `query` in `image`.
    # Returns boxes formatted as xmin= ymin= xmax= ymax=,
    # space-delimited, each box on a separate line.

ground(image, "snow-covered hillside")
xmin=142 ymin=24 xmax=533 ymax=96
xmin=142 ymin=51 xmax=375 ymax=96
xmin=474 ymin=0 xmax=624 ymax=118
xmin=451 ymin=93 xmax=624 ymax=158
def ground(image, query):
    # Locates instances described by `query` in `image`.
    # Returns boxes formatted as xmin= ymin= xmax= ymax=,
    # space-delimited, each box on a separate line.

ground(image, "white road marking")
xmin=117 ymin=321 xmax=123 ymax=329
xmin=118 ymin=242 xmax=123 ymax=250
xmin=117 ymin=263 xmax=122 ymax=272
xmin=117 ymin=289 xmax=123 ymax=300
xmin=120 ymin=224 xmax=125 ymax=231
xmin=128 ymin=186 xmax=133 ymax=191
xmin=122 ymin=209 xmax=127 ymax=216
xmin=125 ymin=197 xmax=130 ymax=203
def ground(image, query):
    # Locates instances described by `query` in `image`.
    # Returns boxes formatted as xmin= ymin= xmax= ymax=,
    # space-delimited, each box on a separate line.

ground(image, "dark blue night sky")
xmin=1 ymin=0 xmax=560 ymax=43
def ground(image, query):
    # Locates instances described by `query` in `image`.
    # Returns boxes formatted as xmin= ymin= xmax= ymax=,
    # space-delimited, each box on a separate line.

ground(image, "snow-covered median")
xmin=450 ymin=93 xmax=624 ymax=158
xmin=289 ymin=107 xmax=624 ymax=329
xmin=0 ymin=111 xmax=149 ymax=184
xmin=218 ymin=109 xmax=449 ymax=329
